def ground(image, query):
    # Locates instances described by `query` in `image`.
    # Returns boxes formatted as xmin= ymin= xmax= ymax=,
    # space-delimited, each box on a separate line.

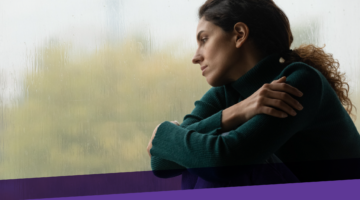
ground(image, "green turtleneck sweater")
xmin=150 ymin=54 xmax=360 ymax=182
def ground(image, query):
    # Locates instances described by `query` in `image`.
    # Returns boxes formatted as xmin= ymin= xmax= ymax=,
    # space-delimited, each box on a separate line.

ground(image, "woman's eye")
xmin=201 ymin=38 xmax=208 ymax=43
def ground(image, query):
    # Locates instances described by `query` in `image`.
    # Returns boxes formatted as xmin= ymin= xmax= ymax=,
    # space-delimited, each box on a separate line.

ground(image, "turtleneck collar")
xmin=229 ymin=53 xmax=285 ymax=99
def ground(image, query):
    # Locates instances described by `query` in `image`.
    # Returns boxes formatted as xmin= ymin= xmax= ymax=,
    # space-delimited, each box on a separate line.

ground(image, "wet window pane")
xmin=0 ymin=0 xmax=359 ymax=180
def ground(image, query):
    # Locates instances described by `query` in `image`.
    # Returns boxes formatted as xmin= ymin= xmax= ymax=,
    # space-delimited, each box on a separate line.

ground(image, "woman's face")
xmin=192 ymin=17 xmax=245 ymax=87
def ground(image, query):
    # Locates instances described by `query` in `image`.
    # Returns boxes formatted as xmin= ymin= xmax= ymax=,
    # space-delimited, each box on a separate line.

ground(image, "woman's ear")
xmin=233 ymin=22 xmax=249 ymax=48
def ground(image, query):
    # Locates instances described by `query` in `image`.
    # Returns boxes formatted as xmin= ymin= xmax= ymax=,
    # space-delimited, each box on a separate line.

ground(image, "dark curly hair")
xmin=199 ymin=0 xmax=356 ymax=120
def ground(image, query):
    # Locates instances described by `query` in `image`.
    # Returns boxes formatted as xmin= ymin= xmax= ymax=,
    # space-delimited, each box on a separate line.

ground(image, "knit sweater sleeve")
xmin=150 ymin=63 xmax=323 ymax=182
xmin=179 ymin=86 xmax=226 ymax=133
xmin=151 ymin=87 xmax=226 ymax=178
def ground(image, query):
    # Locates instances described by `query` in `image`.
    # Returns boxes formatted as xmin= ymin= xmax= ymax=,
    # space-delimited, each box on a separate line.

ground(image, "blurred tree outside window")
xmin=0 ymin=0 xmax=359 ymax=180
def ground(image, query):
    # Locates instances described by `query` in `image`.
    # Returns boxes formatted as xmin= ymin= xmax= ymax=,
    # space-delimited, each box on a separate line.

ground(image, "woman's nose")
xmin=192 ymin=54 xmax=203 ymax=64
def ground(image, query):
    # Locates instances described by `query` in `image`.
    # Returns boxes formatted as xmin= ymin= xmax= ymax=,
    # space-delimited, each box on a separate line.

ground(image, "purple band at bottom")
xmin=0 ymin=159 xmax=359 ymax=200
xmin=0 ymin=171 xmax=181 ymax=200
xmin=30 ymin=179 xmax=360 ymax=200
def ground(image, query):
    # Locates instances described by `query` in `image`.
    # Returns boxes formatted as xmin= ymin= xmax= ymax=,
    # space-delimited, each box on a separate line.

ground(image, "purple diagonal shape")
xmin=30 ymin=179 xmax=360 ymax=200
xmin=1 ymin=157 xmax=360 ymax=200
xmin=0 ymin=171 xmax=181 ymax=200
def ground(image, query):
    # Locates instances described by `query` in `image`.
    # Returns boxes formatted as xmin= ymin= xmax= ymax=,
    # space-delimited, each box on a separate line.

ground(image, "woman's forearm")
xmin=221 ymin=102 xmax=246 ymax=132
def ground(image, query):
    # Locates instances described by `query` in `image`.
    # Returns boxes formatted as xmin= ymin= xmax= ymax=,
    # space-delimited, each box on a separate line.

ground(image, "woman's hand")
xmin=147 ymin=121 xmax=180 ymax=158
xmin=239 ymin=76 xmax=304 ymax=121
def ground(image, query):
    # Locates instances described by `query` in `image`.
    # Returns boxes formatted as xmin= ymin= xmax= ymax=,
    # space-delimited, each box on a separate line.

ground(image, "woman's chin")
xmin=205 ymin=76 xmax=215 ymax=86
xmin=206 ymin=77 xmax=225 ymax=87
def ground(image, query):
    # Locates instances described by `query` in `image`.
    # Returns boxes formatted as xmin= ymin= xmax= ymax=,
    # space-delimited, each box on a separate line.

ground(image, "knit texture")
xmin=150 ymin=53 xmax=360 ymax=182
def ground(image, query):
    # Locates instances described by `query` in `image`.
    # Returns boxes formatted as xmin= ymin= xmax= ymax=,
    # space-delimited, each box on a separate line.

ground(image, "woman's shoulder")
xmin=279 ymin=61 xmax=327 ymax=109
xmin=281 ymin=61 xmax=326 ymax=86
xmin=283 ymin=62 xmax=323 ymax=78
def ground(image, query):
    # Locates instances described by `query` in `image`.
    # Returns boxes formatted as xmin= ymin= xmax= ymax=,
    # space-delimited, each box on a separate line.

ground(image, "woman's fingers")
xmin=147 ymin=124 xmax=161 ymax=158
xmin=256 ymin=77 xmax=303 ymax=118
xmin=244 ymin=76 xmax=303 ymax=120
xmin=260 ymin=106 xmax=288 ymax=118
xmin=265 ymin=90 xmax=303 ymax=111
xmin=262 ymin=97 xmax=297 ymax=117
xmin=170 ymin=121 xmax=180 ymax=126
xmin=268 ymin=82 xmax=303 ymax=97
xmin=271 ymin=76 xmax=287 ymax=84
xmin=270 ymin=76 xmax=303 ymax=97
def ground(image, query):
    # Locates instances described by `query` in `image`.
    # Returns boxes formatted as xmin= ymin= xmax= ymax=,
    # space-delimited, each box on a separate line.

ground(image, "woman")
xmin=147 ymin=0 xmax=360 ymax=189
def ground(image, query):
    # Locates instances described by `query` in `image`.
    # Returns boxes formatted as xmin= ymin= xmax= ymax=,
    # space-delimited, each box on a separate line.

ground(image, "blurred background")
xmin=0 ymin=0 xmax=359 ymax=180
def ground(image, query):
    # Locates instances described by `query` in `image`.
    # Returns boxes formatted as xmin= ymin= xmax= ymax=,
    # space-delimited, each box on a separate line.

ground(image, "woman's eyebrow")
xmin=197 ymin=30 xmax=205 ymax=41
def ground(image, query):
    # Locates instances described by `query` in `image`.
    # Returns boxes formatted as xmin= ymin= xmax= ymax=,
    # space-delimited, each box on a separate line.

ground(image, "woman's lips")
xmin=201 ymin=66 xmax=208 ymax=75
xmin=201 ymin=66 xmax=207 ymax=71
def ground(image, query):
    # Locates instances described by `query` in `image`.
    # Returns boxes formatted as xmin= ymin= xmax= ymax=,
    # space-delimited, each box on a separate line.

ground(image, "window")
xmin=0 ymin=0 xmax=359 ymax=180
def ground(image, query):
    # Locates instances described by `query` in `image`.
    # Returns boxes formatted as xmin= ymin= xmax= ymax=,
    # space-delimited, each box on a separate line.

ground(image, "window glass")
xmin=0 ymin=0 xmax=359 ymax=180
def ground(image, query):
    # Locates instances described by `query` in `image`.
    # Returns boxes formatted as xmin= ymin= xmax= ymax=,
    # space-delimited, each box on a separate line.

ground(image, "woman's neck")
xmin=229 ymin=42 xmax=266 ymax=82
